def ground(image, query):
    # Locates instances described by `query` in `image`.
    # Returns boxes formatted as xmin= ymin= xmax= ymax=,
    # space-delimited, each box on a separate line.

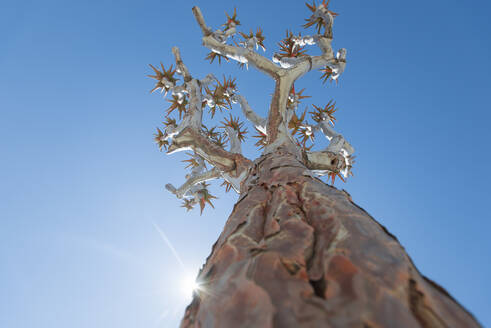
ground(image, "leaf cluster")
xmin=277 ymin=30 xmax=309 ymax=58
xmin=223 ymin=8 xmax=240 ymax=30
xmin=310 ymin=100 xmax=337 ymax=125
xmin=153 ymin=128 xmax=169 ymax=151
xmin=239 ymin=28 xmax=266 ymax=51
xmin=221 ymin=114 xmax=248 ymax=142
xmin=197 ymin=182 xmax=217 ymax=214
xmin=166 ymin=94 xmax=189 ymax=119
xmin=303 ymin=0 xmax=338 ymax=34
xmin=147 ymin=63 xmax=178 ymax=94
xmin=202 ymin=125 xmax=228 ymax=148
xmin=204 ymin=76 xmax=237 ymax=117
xmin=252 ymin=127 xmax=267 ymax=150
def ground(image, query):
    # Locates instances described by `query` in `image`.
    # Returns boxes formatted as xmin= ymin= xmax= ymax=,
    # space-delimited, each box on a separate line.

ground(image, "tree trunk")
xmin=180 ymin=149 xmax=481 ymax=328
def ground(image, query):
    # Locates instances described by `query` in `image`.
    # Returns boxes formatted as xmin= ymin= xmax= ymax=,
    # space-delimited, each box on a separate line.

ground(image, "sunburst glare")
xmin=180 ymin=274 xmax=200 ymax=297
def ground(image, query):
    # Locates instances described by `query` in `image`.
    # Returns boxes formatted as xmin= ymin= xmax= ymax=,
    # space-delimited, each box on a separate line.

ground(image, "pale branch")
xmin=172 ymin=46 xmax=191 ymax=82
xmin=224 ymin=126 xmax=242 ymax=154
xmin=165 ymin=167 xmax=221 ymax=199
xmin=221 ymin=168 xmax=249 ymax=194
xmin=287 ymin=8 xmax=345 ymax=81
xmin=158 ymin=48 xmax=204 ymax=142
xmin=168 ymin=127 xmax=252 ymax=178
xmin=304 ymin=149 xmax=346 ymax=173
xmin=265 ymin=7 xmax=347 ymax=146
xmin=162 ymin=48 xmax=254 ymax=184
xmin=231 ymin=94 xmax=266 ymax=132
xmin=317 ymin=120 xmax=354 ymax=155
xmin=272 ymin=55 xmax=305 ymax=69
xmin=292 ymin=34 xmax=317 ymax=47
xmin=189 ymin=153 xmax=207 ymax=176
xmin=288 ymin=38 xmax=338 ymax=81
xmin=192 ymin=6 xmax=281 ymax=78
xmin=199 ymin=73 xmax=216 ymax=87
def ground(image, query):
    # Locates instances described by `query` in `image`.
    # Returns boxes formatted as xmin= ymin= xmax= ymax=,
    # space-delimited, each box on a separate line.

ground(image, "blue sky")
xmin=1 ymin=0 xmax=490 ymax=327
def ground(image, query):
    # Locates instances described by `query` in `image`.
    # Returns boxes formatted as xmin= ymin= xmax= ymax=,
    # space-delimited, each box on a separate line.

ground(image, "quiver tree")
xmin=149 ymin=2 xmax=481 ymax=327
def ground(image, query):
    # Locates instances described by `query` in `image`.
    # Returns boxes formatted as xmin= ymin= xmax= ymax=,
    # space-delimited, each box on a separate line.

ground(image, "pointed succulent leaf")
xmin=153 ymin=127 xmax=169 ymax=151
xmin=205 ymin=51 xmax=229 ymax=65
xmin=182 ymin=153 xmax=201 ymax=170
xmin=221 ymin=114 xmax=247 ymax=142
xmin=181 ymin=198 xmax=196 ymax=211
xmin=221 ymin=180 xmax=233 ymax=193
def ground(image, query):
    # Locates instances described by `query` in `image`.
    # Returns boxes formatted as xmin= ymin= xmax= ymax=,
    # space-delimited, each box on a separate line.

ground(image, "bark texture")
xmin=180 ymin=149 xmax=481 ymax=328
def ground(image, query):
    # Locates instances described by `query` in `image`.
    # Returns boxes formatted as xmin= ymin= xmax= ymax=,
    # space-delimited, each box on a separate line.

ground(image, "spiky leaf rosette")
xmin=205 ymin=51 xmax=229 ymax=65
xmin=277 ymin=30 xmax=309 ymax=58
xmin=181 ymin=198 xmax=196 ymax=212
xmin=221 ymin=180 xmax=233 ymax=193
xmin=239 ymin=28 xmax=266 ymax=51
xmin=202 ymin=125 xmax=228 ymax=148
xmin=216 ymin=75 xmax=237 ymax=100
xmin=287 ymin=84 xmax=310 ymax=110
xmin=166 ymin=94 xmax=188 ymax=119
xmin=154 ymin=127 xmax=168 ymax=151
xmin=182 ymin=153 xmax=202 ymax=170
xmin=163 ymin=117 xmax=177 ymax=129
xmin=320 ymin=65 xmax=334 ymax=83
xmin=288 ymin=107 xmax=307 ymax=136
xmin=310 ymin=100 xmax=337 ymax=125
xmin=296 ymin=126 xmax=315 ymax=150
xmin=204 ymin=76 xmax=236 ymax=117
xmin=222 ymin=8 xmax=240 ymax=30
xmin=327 ymin=171 xmax=345 ymax=185
xmin=211 ymin=133 xmax=228 ymax=148
xmin=253 ymin=127 xmax=267 ymax=150
xmin=303 ymin=0 xmax=338 ymax=34
xmin=204 ymin=86 xmax=230 ymax=118
xmin=148 ymin=63 xmax=178 ymax=94
xmin=197 ymin=183 xmax=217 ymax=214
xmin=202 ymin=125 xmax=221 ymax=140
xmin=221 ymin=114 xmax=247 ymax=142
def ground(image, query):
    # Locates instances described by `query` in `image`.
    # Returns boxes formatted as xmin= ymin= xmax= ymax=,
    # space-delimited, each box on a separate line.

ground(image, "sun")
xmin=180 ymin=274 xmax=200 ymax=297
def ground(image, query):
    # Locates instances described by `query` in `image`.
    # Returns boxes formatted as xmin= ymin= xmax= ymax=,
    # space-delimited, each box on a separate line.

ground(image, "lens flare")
xmin=181 ymin=275 xmax=199 ymax=296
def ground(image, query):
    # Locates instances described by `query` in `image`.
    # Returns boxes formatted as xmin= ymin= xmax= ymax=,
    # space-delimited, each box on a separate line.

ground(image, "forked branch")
xmin=150 ymin=1 xmax=356 ymax=213
xmin=192 ymin=6 xmax=281 ymax=78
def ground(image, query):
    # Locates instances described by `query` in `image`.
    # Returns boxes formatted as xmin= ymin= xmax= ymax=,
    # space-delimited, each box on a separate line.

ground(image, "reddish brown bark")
xmin=180 ymin=149 xmax=481 ymax=328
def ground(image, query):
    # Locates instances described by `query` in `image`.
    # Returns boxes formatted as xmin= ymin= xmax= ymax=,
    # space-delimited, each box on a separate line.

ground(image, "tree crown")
xmin=149 ymin=1 xmax=355 ymax=213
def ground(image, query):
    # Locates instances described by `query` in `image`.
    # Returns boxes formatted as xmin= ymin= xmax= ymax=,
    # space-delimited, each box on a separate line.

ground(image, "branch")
xmin=172 ymin=46 xmax=191 ymax=82
xmin=318 ymin=121 xmax=354 ymax=155
xmin=167 ymin=127 xmax=252 ymax=178
xmin=166 ymin=168 xmax=221 ymax=199
xmin=266 ymin=25 xmax=347 ymax=147
xmin=160 ymin=47 xmax=253 ymax=192
xmin=224 ymin=126 xmax=242 ymax=154
xmin=287 ymin=7 xmax=346 ymax=81
xmin=231 ymin=94 xmax=266 ymax=132
xmin=192 ymin=6 xmax=281 ymax=78
xmin=304 ymin=150 xmax=345 ymax=173
xmin=288 ymin=37 xmax=337 ymax=81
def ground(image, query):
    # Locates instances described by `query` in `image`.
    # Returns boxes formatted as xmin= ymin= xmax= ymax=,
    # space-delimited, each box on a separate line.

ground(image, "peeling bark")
xmin=180 ymin=149 xmax=481 ymax=328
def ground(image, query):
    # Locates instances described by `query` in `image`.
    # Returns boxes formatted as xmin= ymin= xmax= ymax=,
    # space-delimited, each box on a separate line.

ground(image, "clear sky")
xmin=1 ymin=0 xmax=490 ymax=327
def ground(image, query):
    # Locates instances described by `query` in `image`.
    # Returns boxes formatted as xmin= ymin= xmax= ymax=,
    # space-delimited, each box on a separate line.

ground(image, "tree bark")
xmin=180 ymin=149 xmax=481 ymax=328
